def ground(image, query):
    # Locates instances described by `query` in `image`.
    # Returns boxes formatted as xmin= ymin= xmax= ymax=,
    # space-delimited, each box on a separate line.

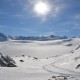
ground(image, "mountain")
xmin=0 ymin=32 xmax=8 ymax=41
xmin=8 ymin=35 xmax=68 ymax=41
xmin=0 ymin=32 xmax=68 ymax=41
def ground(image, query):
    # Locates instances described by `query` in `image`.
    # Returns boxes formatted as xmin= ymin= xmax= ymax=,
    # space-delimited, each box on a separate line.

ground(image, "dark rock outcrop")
xmin=76 ymin=64 xmax=80 ymax=69
xmin=0 ymin=53 xmax=17 ymax=67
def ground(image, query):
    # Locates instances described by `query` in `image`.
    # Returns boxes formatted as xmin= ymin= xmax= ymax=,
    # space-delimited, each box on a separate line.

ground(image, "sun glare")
xmin=33 ymin=1 xmax=50 ymax=16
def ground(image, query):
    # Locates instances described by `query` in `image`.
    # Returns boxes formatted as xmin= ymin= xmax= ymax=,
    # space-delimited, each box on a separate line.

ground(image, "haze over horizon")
xmin=0 ymin=0 xmax=80 ymax=37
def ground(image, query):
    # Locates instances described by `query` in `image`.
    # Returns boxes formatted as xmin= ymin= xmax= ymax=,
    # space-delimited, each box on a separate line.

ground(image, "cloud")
xmin=69 ymin=14 xmax=80 ymax=30
xmin=74 ymin=14 xmax=80 ymax=20
xmin=5 ymin=0 xmax=67 ymax=23
xmin=0 ymin=25 xmax=6 ymax=28
xmin=0 ymin=25 xmax=3 ymax=28
xmin=60 ymin=20 xmax=80 ymax=31
xmin=12 ymin=14 xmax=24 ymax=18
xmin=16 ymin=0 xmax=67 ymax=21
xmin=72 ymin=23 xmax=80 ymax=30
xmin=40 ymin=32 xmax=56 ymax=36
xmin=49 ymin=0 xmax=66 ymax=16
xmin=0 ymin=0 xmax=71 ymax=22
xmin=0 ymin=10 xmax=8 ymax=15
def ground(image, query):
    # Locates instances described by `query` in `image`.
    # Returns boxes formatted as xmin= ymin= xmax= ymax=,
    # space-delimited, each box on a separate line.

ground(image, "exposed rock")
xmin=76 ymin=64 xmax=80 ymax=69
xmin=0 ymin=53 xmax=17 ymax=67
xmin=20 ymin=60 xmax=24 ymax=62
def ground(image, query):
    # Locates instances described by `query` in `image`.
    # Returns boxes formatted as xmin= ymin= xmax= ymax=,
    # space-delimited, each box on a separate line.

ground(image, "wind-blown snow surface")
xmin=0 ymin=38 xmax=80 ymax=80
xmin=0 ymin=38 xmax=79 ymax=58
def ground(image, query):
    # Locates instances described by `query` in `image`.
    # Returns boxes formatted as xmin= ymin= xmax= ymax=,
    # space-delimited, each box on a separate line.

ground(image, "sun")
xmin=33 ymin=1 xmax=50 ymax=16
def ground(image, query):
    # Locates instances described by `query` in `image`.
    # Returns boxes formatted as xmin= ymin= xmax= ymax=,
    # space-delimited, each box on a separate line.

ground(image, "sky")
xmin=0 ymin=0 xmax=80 ymax=37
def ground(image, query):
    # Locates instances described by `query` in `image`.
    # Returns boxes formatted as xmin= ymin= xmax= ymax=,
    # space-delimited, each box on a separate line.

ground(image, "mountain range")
xmin=0 ymin=32 xmax=68 ymax=41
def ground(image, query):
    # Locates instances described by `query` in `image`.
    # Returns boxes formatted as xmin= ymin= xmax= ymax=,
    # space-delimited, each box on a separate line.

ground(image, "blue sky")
xmin=0 ymin=0 xmax=80 ymax=37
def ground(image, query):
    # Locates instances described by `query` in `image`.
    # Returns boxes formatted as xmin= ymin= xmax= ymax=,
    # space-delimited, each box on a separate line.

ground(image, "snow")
xmin=0 ymin=38 xmax=80 ymax=80
xmin=0 ymin=38 xmax=78 ymax=58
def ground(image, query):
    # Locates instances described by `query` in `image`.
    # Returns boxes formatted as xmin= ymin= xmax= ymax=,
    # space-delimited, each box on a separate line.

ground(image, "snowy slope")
xmin=0 ymin=38 xmax=79 ymax=58
xmin=0 ymin=38 xmax=80 ymax=80
xmin=53 ymin=44 xmax=80 ymax=72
